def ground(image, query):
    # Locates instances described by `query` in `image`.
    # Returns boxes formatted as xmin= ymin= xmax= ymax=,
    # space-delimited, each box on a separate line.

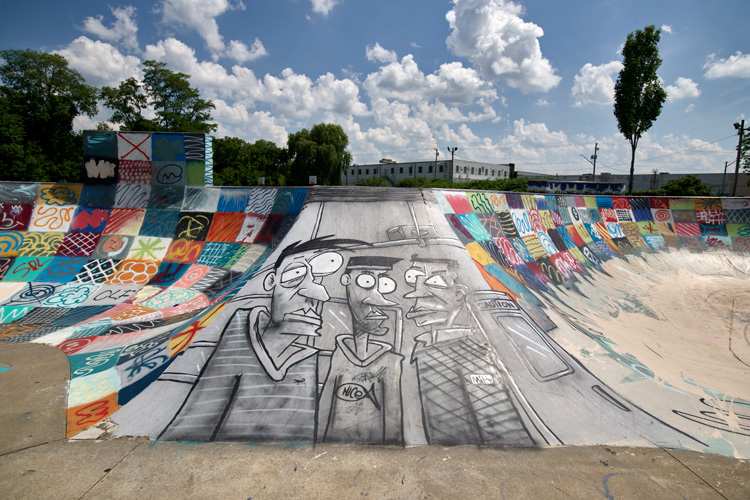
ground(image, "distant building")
xmin=343 ymin=159 xmax=515 ymax=186
xmin=518 ymin=171 xmax=750 ymax=196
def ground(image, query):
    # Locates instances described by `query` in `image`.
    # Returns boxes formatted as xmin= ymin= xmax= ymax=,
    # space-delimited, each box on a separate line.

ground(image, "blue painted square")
xmin=140 ymin=210 xmax=179 ymax=238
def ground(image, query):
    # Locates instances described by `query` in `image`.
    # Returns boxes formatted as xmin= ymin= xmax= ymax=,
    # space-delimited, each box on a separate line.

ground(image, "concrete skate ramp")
xmin=0 ymin=165 xmax=748 ymax=457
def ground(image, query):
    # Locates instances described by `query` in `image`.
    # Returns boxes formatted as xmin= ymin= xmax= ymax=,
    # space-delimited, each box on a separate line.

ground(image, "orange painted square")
xmin=205 ymin=212 xmax=245 ymax=242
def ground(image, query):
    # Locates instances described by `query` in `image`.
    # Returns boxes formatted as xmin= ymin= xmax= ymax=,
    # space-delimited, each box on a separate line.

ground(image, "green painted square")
xmin=187 ymin=160 xmax=206 ymax=186
xmin=6 ymin=256 xmax=54 ymax=282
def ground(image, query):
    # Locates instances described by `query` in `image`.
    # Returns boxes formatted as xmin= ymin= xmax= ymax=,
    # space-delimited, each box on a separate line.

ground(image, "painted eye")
xmin=404 ymin=268 xmax=425 ymax=284
xmin=356 ymin=274 xmax=376 ymax=289
xmin=309 ymin=252 xmax=343 ymax=276
xmin=378 ymin=276 xmax=396 ymax=294
xmin=280 ymin=263 xmax=307 ymax=286
xmin=425 ymin=275 xmax=448 ymax=288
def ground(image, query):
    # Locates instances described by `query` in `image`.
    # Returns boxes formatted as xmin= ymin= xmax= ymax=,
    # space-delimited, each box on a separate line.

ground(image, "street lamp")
xmin=732 ymin=120 xmax=749 ymax=197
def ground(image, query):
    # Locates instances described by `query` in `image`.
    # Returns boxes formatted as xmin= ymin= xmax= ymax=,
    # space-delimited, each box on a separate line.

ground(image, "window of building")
xmin=366 ymin=169 xmax=369 ymax=175
xmin=391 ymin=167 xmax=394 ymax=174
xmin=491 ymin=170 xmax=495 ymax=176
xmin=351 ymin=169 xmax=355 ymax=175
xmin=418 ymin=166 xmax=422 ymax=173
xmin=400 ymin=167 xmax=403 ymax=174
xmin=409 ymin=166 xmax=413 ymax=174
xmin=428 ymin=165 xmax=432 ymax=173
xmin=463 ymin=166 xmax=467 ymax=173
xmin=439 ymin=165 xmax=444 ymax=172
xmin=455 ymin=164 xmax=459 ymax=172
xmin=358 ymin=169 xmax=361 ymax=175
xmin=471 ymin=167 xmax=475 ymax=174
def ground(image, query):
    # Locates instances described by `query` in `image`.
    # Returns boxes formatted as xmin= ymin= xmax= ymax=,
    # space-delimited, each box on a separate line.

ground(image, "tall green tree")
xmin=613 ymin=25 xmax=668 ymax=194
xmin=101 ymin=60 xmax=216 ymax=133
xmin=213 ymin=137 xmax=287 ymax=186
xmin=287 ymin=123 xmax=351 ymax=186
xmin=0 ymin=49 xmax=98 ymax=182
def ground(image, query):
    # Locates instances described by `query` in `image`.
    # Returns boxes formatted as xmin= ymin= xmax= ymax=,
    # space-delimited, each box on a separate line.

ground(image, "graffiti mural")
xmin=1 ymin=145 xmax=750 ymax=459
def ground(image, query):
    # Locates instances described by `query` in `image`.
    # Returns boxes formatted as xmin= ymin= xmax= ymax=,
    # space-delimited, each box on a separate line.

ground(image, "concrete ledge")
xmin=0 ymin=342 xmax=69 ymax=456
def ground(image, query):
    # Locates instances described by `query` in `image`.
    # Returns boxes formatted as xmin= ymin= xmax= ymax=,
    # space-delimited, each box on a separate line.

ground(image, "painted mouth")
xmin=364 ymin=309 xmax=388 ymax=321
xmin=284 ymin=308 xmax=323 ymax=327
xmin=405 ymin=306 xmax=439 ymax=319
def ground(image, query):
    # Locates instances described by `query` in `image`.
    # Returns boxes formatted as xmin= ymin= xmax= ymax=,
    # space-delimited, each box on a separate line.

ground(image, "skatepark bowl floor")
xmin=1 ymin=134 xmax=749 ymax=498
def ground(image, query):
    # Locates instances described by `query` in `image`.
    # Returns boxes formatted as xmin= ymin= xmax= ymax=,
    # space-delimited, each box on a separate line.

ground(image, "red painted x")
xmin=119 ymin=133 xmax=151 ymax=159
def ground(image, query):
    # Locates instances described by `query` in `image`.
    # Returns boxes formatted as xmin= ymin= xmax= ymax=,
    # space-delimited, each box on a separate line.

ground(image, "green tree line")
xmin=0 ymin=49 xmax=352 ymax=186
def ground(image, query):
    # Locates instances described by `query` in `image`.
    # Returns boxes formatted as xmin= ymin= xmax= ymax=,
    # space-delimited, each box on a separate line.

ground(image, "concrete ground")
xmin=1 ymin=335 xmax=748 ymax=500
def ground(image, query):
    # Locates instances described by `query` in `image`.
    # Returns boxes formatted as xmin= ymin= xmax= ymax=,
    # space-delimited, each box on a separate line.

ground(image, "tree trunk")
xmin=628 ymin=140 xmax=637 ymax=194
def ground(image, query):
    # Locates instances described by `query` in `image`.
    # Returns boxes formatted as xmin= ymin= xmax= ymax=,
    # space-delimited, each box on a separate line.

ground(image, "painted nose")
xmin=363 ymin=295 xmax=397 ymax=307
xmin=298 ymin=281 xmax=329 ymax=302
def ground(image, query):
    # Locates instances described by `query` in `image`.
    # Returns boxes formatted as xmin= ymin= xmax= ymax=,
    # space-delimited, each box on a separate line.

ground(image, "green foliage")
xmin=213 ymin=137 xmax=288 ymax=186
xmin=100 ymin=77 xmax=156 ymax=131
xmin=0 ymin=49 xmax=98 ymax=182
xmin=613 ymin=25 xmax=667 ymax=193
xmin=355 ymin=176 xmax=389 ymax=187
xmin=101 ymin=61 xmax=216 ymax=133
xmin=287 ymin=123 xmax=351 ymax=186
xmin=396 ymin=177 xmax=450 ymax=188
xmin=740 ymin=133 xmax=750 ymax=183
xmin=461 ymin=177 xmax=529 ymax=192
xmin=658 ymin=175 xmax=714 ymax=196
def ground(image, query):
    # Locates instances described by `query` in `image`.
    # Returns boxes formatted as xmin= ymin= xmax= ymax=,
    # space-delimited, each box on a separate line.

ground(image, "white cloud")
xmin=704 ymin=52 xmax=750 ymax=79
xmin=571 ymin=61 xmax=622 ymax=106
xmin=366 ymin=43 xmax=397 ymax=64
xmin=159 ymin=0 xmax=262 ymax=63
xmin=226 ymin=39 xmax=267 ymax=63
xmin=661 ymin=24 xmax=673 ymax=34
xmin=363 ymin=55 xmax=497 ymax=105
xmin=311 ymin=0 xmax=343 ymax=16
xmin=82 ymin=5 xmax=139 ymax=52
xmin=666 ymin=77 xmax=700 ymax=101
xmin=446 ymin=0 xmax=561 ymax=93
xmin=212 ymin=102 xmax=289 ymax=146
xmin=535 ymin=98 xmax=549 ymax=106
xmin=54 ymin=36 xmax=141 ymax=87
xmin=684 ymin=103 xmax=695 ymax=113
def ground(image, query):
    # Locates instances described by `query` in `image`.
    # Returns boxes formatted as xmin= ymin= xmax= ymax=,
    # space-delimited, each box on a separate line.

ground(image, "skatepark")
xmin=1 ymin=131 xmax=748 ymax=498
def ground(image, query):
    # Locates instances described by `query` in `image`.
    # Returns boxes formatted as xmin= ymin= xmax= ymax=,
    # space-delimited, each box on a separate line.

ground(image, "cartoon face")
xmin=264 ymin=250 xmax=344 ymax=335
xmin=404 ymin=260 xmax=467 ymax=327
xmin=342 ymin=269 xmax=397 ymax=335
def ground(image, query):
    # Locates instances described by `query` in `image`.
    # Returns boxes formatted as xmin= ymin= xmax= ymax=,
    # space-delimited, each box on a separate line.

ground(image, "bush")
xmin=355 ymin=176 xmax=389 ymax=187
xmin=658 ymin=175 xmax=713 ymax=196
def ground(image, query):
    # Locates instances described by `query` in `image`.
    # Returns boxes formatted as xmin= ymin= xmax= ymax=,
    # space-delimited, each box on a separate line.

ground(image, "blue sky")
xmin=1 ymin=0 xmax=748 ymax=175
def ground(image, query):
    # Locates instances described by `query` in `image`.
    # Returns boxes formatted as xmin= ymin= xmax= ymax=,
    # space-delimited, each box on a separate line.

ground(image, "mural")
xmin=1 ymin=143 xmax=749 ymax=459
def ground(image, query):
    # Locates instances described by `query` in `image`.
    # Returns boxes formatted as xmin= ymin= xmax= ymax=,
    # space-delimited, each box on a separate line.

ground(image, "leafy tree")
xmin=213 ymin=137 xmax=287 ymax=186
xmin=0 ymin=49 xmax=98 ymax=182
xmin=658 ymin=175 xmax=713 ymax=196
xmin=101 ymin=60 xmax=216 ymax=133
xmin=99 ymin=77 xmax=156 ymax=131
xmin=740 ymin=133 xmax=750 ymax=183
xmin=613 ymin=25 xmax=668 ymax=194
xmin=287 ymin=123 xmax=351 ymax=185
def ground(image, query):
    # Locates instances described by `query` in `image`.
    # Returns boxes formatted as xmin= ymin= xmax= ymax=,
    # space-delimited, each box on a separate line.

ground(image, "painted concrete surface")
xmin=0 ymin=178 xmax=748 ymax=459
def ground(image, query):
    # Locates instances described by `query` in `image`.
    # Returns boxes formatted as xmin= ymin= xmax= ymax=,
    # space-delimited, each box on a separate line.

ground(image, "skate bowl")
xmin=0 ymin=131 xmax=748 ymax=458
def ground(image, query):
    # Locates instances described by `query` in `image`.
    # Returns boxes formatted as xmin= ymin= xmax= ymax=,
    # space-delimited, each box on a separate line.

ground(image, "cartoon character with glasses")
xmin=250 ymin=237 xmax=363 ymax=381
xmin=317 ymin=256 xmax=405 ymax=444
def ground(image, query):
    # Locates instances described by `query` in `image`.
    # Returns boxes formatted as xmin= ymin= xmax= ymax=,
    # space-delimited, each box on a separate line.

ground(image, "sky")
xmin=1 ymin=0 xmax=749 ymax=176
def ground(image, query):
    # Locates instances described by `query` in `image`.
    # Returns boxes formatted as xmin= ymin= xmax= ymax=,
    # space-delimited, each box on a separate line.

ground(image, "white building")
xmin=342 ymin=158 xmax=515 ymax=186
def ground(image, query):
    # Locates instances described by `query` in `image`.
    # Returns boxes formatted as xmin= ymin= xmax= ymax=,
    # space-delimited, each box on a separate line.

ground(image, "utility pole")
xmin=434 ymin=148 xmax=439 ymax=178
xmin=591 ymin=142 xmax=598 ymax=178
xmin=732 ymin=120 xmax=748 ymax=197
xmin=721 ymin=161 xmax=732 ymax=195
xmin=447 ymin=147 xmax=458 ymax=188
